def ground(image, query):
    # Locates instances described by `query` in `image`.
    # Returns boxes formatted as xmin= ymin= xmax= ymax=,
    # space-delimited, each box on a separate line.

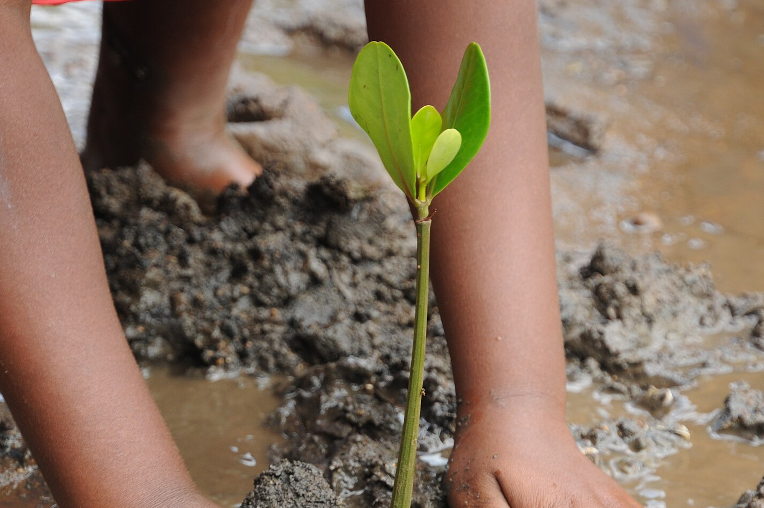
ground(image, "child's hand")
xmin=446 ymin=403 xmax=642 ymax=507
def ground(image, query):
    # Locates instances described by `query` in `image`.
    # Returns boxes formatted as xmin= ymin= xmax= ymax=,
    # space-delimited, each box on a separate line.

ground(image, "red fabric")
xmin=33 ymin=0 xmax=126 ymax=4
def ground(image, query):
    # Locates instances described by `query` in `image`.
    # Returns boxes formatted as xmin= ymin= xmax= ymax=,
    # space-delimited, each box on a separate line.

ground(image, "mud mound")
xmin=266 ymin=358 xmax=450 ymax=507
xmin=88 ymin=163 xmax=425 ymax=376
xmin=244 ymin=0 xmax=367 ymax=54
xmin=559 ymin=245 xmax=759 ymax=386
xmin=91 ymin=160 xmax=760 ymax=380
xmin=241 ymin=460 xmax=339 ymax=507
xmin=712 ymin=382 xmax=764 ymax=444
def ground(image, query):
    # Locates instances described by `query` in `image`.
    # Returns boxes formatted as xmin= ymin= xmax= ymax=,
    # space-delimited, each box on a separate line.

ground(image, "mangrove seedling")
xmin=348 ymin=41 xmax=491 ymax=507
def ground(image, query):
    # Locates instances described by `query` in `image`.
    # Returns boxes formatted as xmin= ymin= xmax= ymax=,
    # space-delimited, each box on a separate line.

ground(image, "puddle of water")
xmin=239 ymin=49 xmax=361 ymax=141
xmin=567 ymin=370 xmax=764 ymax=507
xmin=145 ymin=366 xmax=282 ymax=507
xmin=657 ymin=371 xmax=764 ymax=508
xmin=567 ymin=0 xmax=764 ymax=294
xmin=239 ymin=45 xmax=593 ymax=171
xmin=623 ymin=1 xmax=764 ymax=294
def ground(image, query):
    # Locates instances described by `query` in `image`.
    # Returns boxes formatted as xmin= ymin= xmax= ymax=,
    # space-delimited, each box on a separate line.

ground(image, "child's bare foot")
xmin=83 ymin=92 xmax=261 ymax=193
xmin=82 ymin=0 xmax=259 ymax=194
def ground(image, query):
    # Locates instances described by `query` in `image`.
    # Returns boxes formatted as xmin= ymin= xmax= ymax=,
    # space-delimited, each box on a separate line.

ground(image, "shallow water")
xmin=660 ymin=372 xmax=764 ymax=507
xmin=567 ymin=368 xmax=764 ymax=507
xmin=545 ymin=0 xmax=764 ymax=294
xmin=618 ymin=0 xmax=764 ymax=294
xmin=145 ymin=366 xmax=282 ymax=507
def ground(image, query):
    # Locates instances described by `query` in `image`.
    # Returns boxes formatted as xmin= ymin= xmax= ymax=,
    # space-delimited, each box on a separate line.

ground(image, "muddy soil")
xmin=0 ymin=409 xmax=52 ymax=507
xmin=0 ymin=128 xmax=759 ymax=506
xmin=241 ymin=460 xmax=339 ymax=507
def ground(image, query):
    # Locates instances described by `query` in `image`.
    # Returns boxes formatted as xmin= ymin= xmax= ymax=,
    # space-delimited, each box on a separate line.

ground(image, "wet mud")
xmin=711 ymin=382 xmax=764 ymax=444
xmin=241 ymin=460 xmax=339 ymax=507
xmin=736 ymin=477 xmax=764 ymax=508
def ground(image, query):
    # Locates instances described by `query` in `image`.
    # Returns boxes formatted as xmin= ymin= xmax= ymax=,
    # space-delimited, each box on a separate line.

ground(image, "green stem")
xmin=391 ymin=204 xmax=431 ymax=508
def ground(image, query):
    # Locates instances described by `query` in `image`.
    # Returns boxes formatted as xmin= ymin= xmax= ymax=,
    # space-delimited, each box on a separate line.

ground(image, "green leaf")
xmin=425 ymin=129 xmax=462 ymax=182
xmin=410 ymin=105 xmax=442 ymax=178
xmin=348 ymin=41 xmax=416 ymax=199
xmin=433 ymin=42 xmax=491 ymax=196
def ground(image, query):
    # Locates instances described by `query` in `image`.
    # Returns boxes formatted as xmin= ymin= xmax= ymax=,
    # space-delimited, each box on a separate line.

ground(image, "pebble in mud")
xmin=634 ymin=385 xmax=676 ymax=419
xmin=711 ymin=382 xmax=764 ymax=443
xmin=749 ymin=307 xmax=764 ymax=349
xmin=620 ymin=211 xmax=663 ymax=234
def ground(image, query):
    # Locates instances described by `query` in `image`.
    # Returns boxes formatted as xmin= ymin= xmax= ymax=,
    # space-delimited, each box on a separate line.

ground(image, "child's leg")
xmin=83 ymin=0 xmax=260 ymax=192
xmin=0 ymin=2 xmax=213 ymax=505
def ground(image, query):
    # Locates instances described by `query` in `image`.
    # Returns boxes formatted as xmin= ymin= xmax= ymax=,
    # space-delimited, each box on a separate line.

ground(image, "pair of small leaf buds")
xmin=348 ymin=41 xmax=491 ymax=209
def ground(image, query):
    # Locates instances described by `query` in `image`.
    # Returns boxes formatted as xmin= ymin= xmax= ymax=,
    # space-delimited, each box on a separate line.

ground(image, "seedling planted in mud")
xmin=348 ymin=42 xmax=490 ymax=507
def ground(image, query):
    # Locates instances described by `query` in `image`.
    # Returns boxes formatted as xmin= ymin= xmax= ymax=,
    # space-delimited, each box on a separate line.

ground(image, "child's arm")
xmin=365 ymin=1 xmax=641 ymax=506
xmin=0 ymin=3 xmax=214 ymax=506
